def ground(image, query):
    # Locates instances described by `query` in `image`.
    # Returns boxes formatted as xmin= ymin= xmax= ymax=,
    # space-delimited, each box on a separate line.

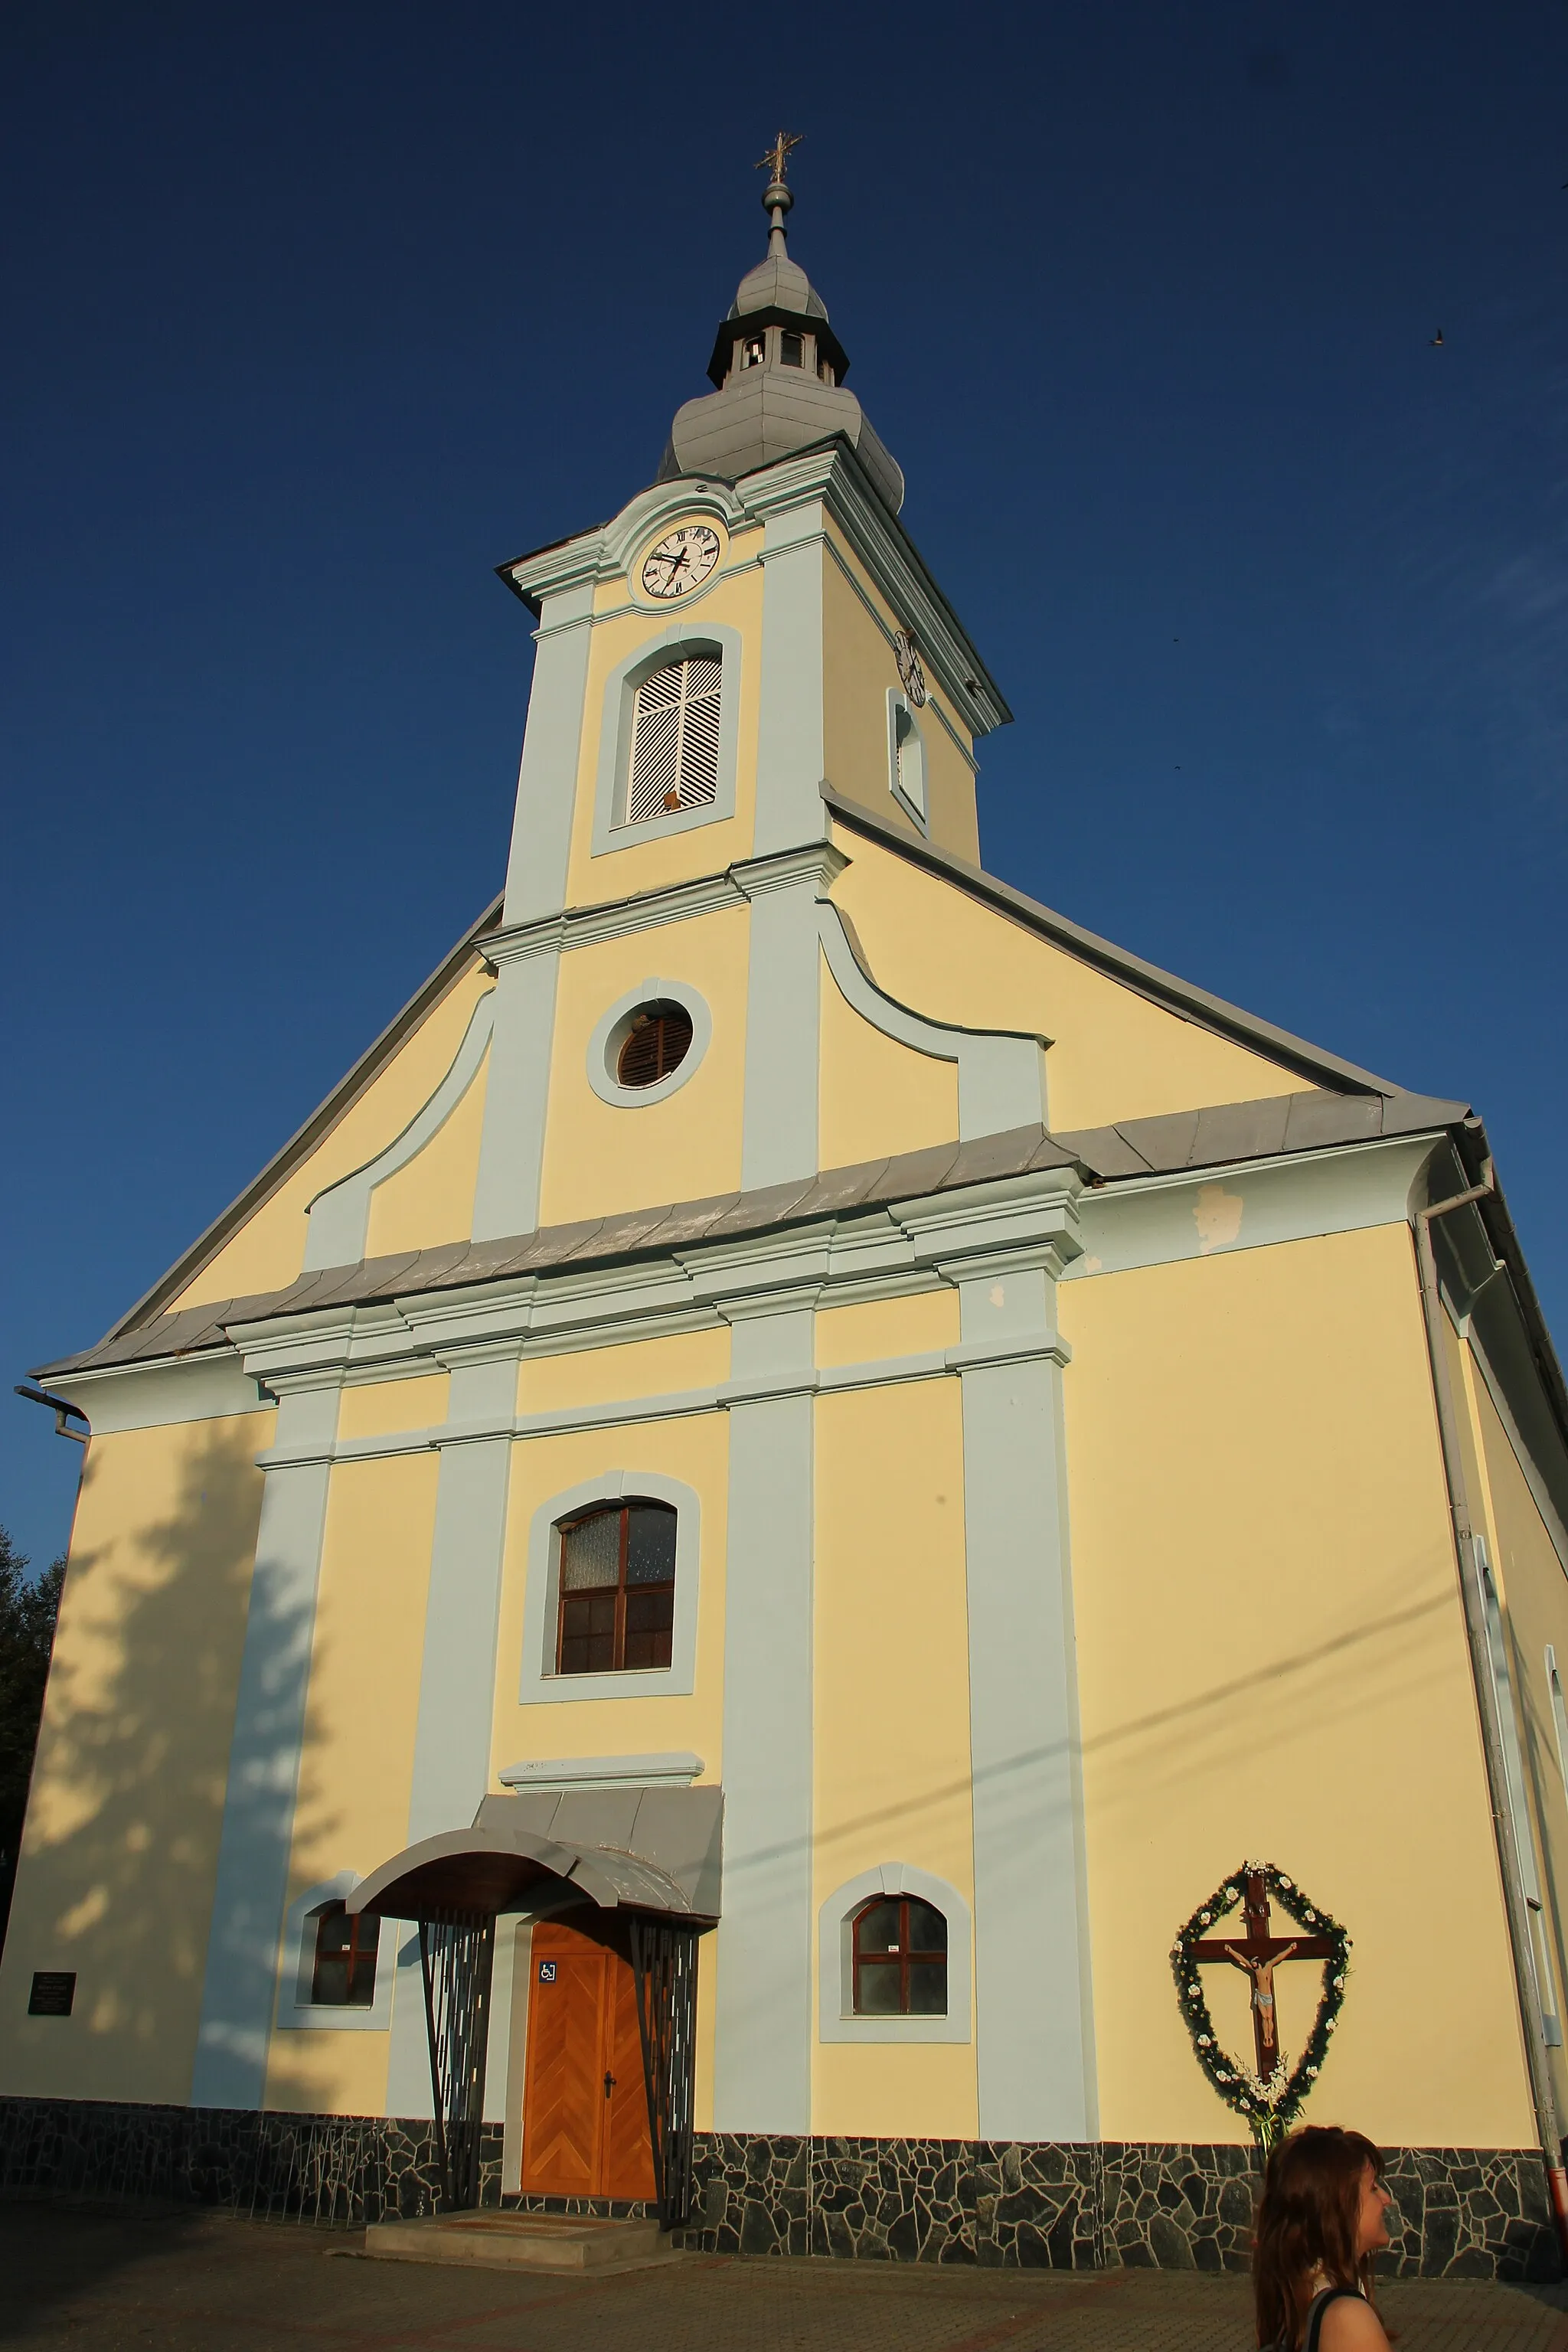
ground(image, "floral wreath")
xmin=1171 ymin=1861 xmax=1350 ymax=2150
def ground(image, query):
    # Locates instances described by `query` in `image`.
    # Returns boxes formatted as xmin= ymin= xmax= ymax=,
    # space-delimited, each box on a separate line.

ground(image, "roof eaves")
xmin=35 ymin=1086 xmax=1477 ymax=1383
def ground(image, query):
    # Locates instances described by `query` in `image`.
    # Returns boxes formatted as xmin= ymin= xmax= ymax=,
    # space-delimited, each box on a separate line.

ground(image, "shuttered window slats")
xmin=628 ymin=655 xmax=722 ymax=822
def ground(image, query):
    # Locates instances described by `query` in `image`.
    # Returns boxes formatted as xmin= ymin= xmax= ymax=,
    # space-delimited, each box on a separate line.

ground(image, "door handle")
xmin=603 ymin=2071 xmax=616 ymax=2099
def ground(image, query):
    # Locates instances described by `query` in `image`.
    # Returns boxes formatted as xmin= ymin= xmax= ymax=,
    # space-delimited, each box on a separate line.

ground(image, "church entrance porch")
xmin=348 ymin=1788 xmax=720 ymax=2225
xmin=519 ymin=1919 xmax=655 ymax=2201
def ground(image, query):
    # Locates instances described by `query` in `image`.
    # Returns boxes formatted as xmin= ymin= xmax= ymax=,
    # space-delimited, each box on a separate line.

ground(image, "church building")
xmin=6 ymin=156 xmax=1568 ymax=2276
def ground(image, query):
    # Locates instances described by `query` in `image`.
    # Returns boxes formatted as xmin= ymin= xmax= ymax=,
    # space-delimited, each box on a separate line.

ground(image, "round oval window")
xmin=616 ymin=1000 xmax=694 ymax=1089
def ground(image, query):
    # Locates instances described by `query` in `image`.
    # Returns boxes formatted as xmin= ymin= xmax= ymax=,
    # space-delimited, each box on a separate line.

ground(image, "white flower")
xmin=1306 ymin=2066 xmax=1318 ymax=2077
xmin=1197 ymin=2035 xmax=1211 ymax=2047
xmin=1199 ymin=1912 xmax=1211 ymax=1924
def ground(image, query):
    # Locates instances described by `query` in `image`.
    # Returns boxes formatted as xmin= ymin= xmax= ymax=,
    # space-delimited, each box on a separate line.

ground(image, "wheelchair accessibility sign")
xmin=537 ymin=1960 xmax=557 ymax=1983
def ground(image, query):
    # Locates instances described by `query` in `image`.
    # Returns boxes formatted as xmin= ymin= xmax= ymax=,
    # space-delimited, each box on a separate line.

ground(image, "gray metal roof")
xmin=35 ymin=1084 xmax=1467 ymax=1381
xmin=350 ymin=1788 xmax=723 ymax=1924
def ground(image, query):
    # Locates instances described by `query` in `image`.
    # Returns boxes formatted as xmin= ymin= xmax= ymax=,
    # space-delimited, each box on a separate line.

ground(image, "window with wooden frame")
xmin=627 ymin=655 xmax=723 ymax=822
xmin=310 ymin=1902 xmax=379 ymax=2007
xmin=851 ymin=1894 xmax=948 ymax=2016
xmin=555 ymin=1500 xmax=678 ymax=1676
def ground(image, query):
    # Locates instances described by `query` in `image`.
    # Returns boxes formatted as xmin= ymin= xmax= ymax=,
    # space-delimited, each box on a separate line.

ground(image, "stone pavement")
xmin=6 ymin=2203 xmax=1568 ymax=2352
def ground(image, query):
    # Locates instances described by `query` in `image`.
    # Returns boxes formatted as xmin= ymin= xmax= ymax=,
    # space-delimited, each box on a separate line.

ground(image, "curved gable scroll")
xmin=302 ymin=994 xmax=494 ymax=1270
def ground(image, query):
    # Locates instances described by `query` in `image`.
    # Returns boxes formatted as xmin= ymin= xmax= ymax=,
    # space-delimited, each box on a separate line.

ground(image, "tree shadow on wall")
xmin=0 ymin=1417 xmax=341 ymax=2316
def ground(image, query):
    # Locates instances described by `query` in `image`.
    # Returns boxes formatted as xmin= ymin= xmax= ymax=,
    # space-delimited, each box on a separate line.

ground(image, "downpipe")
xmin=1413 ymin=1165 xmax=1568 ymax=2263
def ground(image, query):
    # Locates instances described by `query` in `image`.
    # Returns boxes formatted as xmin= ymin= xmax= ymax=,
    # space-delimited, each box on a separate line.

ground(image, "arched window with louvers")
xmin=626 ymin=652 xmax=723 ymax=824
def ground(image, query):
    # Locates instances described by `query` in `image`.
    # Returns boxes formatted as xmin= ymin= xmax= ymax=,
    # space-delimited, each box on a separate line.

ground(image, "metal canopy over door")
xmin=349 ymin=1788 xmax=720 ymax=2221
xmin=521 ymin=1919 xmax=654 ymax=2201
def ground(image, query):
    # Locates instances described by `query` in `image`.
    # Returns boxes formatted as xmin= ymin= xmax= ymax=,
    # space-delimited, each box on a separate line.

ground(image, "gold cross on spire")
xmin=756 ymin=130 xmax=803 ymax=184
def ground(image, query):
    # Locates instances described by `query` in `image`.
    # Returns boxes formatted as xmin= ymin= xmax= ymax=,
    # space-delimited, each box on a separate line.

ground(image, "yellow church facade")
xmin=5 ymin=174 xmax=1568 ymax=2274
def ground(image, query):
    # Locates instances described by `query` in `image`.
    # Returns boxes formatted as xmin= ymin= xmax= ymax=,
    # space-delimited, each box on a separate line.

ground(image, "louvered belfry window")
xmin=627 ymin=655 xmax=722 ymax=823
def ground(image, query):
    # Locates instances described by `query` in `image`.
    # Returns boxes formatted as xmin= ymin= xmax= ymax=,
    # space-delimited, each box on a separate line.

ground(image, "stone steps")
xmin=361 ymin=2210 xmax=683 ymax=2274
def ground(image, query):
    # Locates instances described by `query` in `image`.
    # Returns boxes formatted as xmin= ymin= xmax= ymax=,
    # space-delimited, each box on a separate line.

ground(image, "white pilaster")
xmin=751 ymin=498 xmax=827 ymax=857
xmin=190 ymin=1351 xmax=347 ymax=2109
xmin=897 ymin=1177 xmax=1098 ymax=2141
xmin=386 ymin=1341 xmax=519 ymax=2118
xmin=735 ymin=844 xmax=845 ymax=1193
xmin=712 ymin=1292 xmax=818 ymax=2131
xmin=475 ymin=569 xmax=596 ymax=1249
xmin=471 ymin=937 xmax=560 ymax=1244
xmin=501 ymin=575 xmax=596 ymax=925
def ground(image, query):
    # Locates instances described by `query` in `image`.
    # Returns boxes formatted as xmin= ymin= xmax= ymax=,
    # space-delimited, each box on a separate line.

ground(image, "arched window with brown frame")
xmin=555 ymin=1499 xmax=678 ymax=1676
xmin=851 ymin=1893 xmax=948 ymax=2016
xmin=310 ymin=1901 xmax=379 ymax=2007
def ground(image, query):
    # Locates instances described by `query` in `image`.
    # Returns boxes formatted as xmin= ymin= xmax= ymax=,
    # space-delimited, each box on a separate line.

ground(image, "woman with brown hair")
xmin=1253 ymin=2125 xmax=1396 ymax=2350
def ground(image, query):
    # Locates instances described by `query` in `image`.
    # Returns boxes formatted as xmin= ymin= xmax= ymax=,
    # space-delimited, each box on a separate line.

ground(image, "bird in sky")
xmin=1430 ymin=328 xmax=1445 ymax=347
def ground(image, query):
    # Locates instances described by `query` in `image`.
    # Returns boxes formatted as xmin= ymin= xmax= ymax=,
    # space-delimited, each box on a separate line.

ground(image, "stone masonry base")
xmin=0 ymin=2098 xmax=1557 ymax=2279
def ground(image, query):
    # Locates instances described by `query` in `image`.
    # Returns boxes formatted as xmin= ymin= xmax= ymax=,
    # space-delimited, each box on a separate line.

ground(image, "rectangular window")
xmin=556 ymin=1502 xmax=676 ymax=1675
xmin=780 ymin=330 xmax=804 ymax=367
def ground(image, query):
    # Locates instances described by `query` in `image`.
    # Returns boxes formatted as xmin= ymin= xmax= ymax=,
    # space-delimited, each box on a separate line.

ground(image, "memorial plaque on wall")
xmin=28 ymin=1971 xmax=76 ymax=2017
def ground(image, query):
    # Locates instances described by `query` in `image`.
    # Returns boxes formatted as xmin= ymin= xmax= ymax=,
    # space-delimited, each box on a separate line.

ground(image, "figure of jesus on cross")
xmin=1190 ymin=1868 xmax=1337 ymax=2077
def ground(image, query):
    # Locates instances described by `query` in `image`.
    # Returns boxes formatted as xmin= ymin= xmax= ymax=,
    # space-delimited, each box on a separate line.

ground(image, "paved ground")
xmin=6 ymin=2203 xmax=1568 ymax=2352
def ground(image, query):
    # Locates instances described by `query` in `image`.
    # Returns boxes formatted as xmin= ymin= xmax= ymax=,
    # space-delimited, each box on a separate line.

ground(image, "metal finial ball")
xmin=762 ymin=179 xmax=793 ymax=215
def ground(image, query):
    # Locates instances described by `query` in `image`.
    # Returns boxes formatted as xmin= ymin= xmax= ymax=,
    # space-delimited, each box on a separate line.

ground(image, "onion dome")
xmin=662 ymin=143 xmax=904 ymax=514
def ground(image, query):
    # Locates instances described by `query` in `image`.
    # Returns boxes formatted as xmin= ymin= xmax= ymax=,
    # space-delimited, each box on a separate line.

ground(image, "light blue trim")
xmin=713 ymin=1303 xmax=815 ymax=2130
xmin=275 ymin=1872 xmax=394 ymax=2033
xmin=303 ymin=996 xmax=495 ymax=1271
xmin=887 ymin=689 xmax=929 ymax=833
xmin=752 ymin=508 xmax=827 ymax=854
xmin=519 ymin=1470 xmax=701 ymax=1705
xmin=387 ymin=1349 xmax=518 ymax=2116
xmin=472 ymin=949 xmax=559 ymax=1244
xmin=498 ymin=1750 xmax=704 ymax=1790
xmin=817 ymin=902 xmax=1049 ymax=1138
xmin=1481 ymin=1544 xmax=1562 ymax=2041
xmin=735 ymin=845 xmax=844 ymax=1191
xmin=502 ymin=579 xmax=596 ymax=926
xmin=190 ymin=1374 xmax=342 ymax=2108
xmin=954 ymin=1262 xmax=1097 ymax=2139
xmin=818 ymin=1864 xmax=972 ymax=2044
xmin=586 ymin=978 xmax=712 ymax=1109
xmin=590 ymin=622 xmax=743 ymax=857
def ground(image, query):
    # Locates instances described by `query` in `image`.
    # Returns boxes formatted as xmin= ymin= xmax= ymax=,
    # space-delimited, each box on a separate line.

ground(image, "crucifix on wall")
xmin=1188 ymin=1867 xmax=1337 ymax=2076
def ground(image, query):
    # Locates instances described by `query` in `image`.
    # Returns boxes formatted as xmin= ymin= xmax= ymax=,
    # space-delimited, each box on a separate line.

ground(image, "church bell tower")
xmin=470 ymin=145 xmax=1017 ymax=1248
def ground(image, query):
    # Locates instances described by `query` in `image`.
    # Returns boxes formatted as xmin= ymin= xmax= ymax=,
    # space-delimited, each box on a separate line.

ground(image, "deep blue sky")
xmin=5 ymin=2 xmax=1566 ymax=1572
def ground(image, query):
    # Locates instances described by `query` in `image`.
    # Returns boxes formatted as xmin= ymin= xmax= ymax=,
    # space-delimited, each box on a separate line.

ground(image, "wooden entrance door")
xmin=519 ymin=1918 xmax=655 ymax=2200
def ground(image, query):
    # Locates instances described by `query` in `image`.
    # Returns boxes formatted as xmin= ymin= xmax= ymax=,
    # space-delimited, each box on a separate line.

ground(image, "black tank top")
xmin=1299 ymin=2286 xmax=1364 ymax=2351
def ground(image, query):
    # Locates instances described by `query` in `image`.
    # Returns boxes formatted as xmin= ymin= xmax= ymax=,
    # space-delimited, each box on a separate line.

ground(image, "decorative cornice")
xmin=731 ymin=841 xmax=849 ymax=901
xmin=486 ymin=870 xmax=747 ymax=964
xmin=499 ymin=1752 xmax=706 ymax=1790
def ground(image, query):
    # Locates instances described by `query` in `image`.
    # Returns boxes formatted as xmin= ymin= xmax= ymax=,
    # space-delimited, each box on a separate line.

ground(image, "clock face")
xmin=893 ymin=627 xmax=928 ymax=707
xmin=640 ymin=524 xmax=722 ymax=600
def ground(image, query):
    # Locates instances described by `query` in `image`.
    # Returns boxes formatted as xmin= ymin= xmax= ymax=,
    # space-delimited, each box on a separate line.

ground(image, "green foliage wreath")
xmin=1171 ymin=1862 xmax=1351 ymax=2152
